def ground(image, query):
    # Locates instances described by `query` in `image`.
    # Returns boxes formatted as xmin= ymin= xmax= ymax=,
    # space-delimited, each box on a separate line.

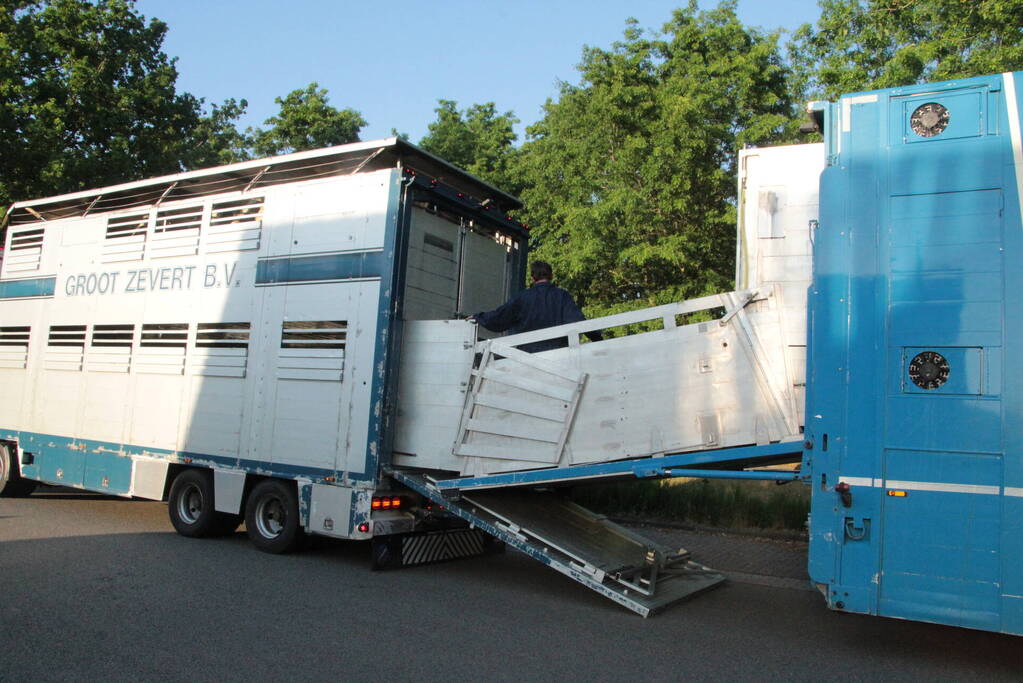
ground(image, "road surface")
xmin=1 ymin=489 xmax=1019 ymax=681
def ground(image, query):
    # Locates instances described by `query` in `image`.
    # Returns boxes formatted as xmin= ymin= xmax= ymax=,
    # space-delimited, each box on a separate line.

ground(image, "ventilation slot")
xmin=103 ymin=212 xmax=148 ymax=262
xmin=6 ymin=228 xmax=44 ymax=272
xmin=88 ymin=324 xmax=134 ymax=373
xmin=281 ymin=320 xmax=347 ymax=349
xmin=0 ymin=326 xmax=30 ymax=369
xmin=278 ymin=320 xmax=345 ymax=381
xmin=91 ymin=324 xmax=135 ymax=347
xmin=48 ymin=325 xmax=86 ymax=347
xmin=45 ymin=325 xmax=85 ymax=371
xmin=152 ymin=205 xmax=203 ymax=258
xmin=193 ymin=322 xmax=250 ymax=377
xmin=137 ymin=323 xmax=188 ymax=375
xmin=208 ymin=196 xmax=264 ymax=253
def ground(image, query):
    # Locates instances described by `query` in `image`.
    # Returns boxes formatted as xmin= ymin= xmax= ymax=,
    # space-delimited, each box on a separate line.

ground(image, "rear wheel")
xmin=245 ymin=479 xmax=305 ymax=554
xmin=0 ymin=443 xmax=36 ymax=498
xmin=167 ymin=469 xmax=239 ymax=537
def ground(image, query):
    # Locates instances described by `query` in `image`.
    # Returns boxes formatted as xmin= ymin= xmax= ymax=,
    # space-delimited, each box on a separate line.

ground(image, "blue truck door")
xmin=879 ymin=84 xmax=1006 ymax=630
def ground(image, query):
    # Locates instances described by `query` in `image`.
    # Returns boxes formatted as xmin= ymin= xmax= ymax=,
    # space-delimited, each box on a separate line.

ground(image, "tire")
xmin=245 ymin=479 xmax=305 ymax=554
xmin=0 ymin=443 xmax=36 ymax=498
xmin=167 ymin=469 xmax=238 ymax=538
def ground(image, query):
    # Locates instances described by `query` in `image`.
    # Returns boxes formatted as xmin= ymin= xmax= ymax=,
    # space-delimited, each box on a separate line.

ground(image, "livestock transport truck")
xmin=2 ymin=71 xmax=1023 ymax=634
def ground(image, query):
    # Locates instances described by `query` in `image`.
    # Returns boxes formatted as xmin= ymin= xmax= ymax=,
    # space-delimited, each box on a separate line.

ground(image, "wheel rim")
xmin=176 ymin=482 xmax=204 ymax=525
xmin=0 ymin=446 xmax=8 ymax=481
xmin=254 ymin=495 xmax=286 ymax=539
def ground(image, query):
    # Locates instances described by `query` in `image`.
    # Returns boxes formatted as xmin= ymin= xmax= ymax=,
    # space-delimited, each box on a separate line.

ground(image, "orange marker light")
xmin=887 ymin=490 xmax=908 ymax=497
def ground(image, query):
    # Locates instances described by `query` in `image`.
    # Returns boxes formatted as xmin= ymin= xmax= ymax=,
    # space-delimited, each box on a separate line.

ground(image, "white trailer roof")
xmin=4 ymin=137 xmax=521 ymax=228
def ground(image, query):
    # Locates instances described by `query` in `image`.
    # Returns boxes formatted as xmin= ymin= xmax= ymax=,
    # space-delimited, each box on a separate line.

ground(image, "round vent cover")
xmin=910 ymin=102 xmax=950 ymax=138
xmin=908 ymin=351 xmax=950 ymax=390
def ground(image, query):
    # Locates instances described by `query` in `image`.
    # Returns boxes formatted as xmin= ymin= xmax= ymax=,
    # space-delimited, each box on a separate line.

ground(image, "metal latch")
xmin=844 ymin=517 xmax=870 ymax=542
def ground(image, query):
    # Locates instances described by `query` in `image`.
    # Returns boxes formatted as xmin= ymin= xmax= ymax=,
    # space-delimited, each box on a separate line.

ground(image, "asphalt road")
xmin=1 ymin=488 xmax=1020 ymax=681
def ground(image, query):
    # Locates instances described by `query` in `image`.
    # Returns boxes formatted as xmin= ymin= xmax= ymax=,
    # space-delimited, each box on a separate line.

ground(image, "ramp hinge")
xmin=494 ymin=520 xmax=528 ymax=542
xmin=570 ymin=561 xmax=607 ymax=583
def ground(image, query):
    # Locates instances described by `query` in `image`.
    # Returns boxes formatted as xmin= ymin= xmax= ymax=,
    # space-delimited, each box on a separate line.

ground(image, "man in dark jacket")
xmin=472 ymin=261 xmax=596 ymax=353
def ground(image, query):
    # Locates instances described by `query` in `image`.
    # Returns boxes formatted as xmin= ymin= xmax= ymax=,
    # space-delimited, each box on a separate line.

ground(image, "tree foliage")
xmin=514 ymin=1 xmax=792 ymax=315
xmin=251 ymin=82 xmax=366 ymax=157
xmin=418 ymin=100 xmax=520 ymax=193
xmin=186 ymin=97 xmax=252 ymax=169
xmin=0 ymin=0 xmax=239 ymax=204
xmin=790 ymin=0 xmax=1023 ymax=100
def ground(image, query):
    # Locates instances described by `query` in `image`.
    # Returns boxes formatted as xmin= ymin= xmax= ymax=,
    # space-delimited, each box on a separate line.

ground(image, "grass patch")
xmin=570 ymin=477 xmax=809 ymax=532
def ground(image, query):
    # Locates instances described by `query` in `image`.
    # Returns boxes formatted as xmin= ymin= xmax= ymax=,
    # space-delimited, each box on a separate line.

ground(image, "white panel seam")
xmin=841 ymin=94 xmax=879 ymax=133
xmin=1003 ymin=73 xmax=1023 ymax=237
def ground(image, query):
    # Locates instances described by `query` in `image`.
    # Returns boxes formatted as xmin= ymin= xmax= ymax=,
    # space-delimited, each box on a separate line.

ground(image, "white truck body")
xmin=0 ymin=139 xmax=525 ymax=539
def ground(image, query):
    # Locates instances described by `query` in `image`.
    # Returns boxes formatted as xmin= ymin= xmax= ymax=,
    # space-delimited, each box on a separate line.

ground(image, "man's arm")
xmin=473 ymin=294 xmax=522 ymax=332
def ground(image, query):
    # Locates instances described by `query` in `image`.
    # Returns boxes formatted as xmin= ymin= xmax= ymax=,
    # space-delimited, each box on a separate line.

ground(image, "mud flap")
xmin=371 ymin=528 xmax=505 ymax=570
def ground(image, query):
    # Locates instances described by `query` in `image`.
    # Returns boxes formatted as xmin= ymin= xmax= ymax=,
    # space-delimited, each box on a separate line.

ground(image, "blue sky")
xmin=136 ymin=1 xmax=822 ymax=143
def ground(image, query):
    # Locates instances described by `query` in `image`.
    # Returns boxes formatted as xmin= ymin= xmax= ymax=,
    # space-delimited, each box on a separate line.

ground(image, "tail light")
xmin=371 ymin=495 xmax=403 ymax=510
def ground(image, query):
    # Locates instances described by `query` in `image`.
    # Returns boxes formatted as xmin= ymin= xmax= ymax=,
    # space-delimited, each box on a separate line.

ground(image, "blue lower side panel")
xmin=3 ymin=428 xmax=344 ymax=494
xmin=84 ymin=451 xmax=134 ymax=494
xmin=879 ymin=577 xmax=1001 ymax=632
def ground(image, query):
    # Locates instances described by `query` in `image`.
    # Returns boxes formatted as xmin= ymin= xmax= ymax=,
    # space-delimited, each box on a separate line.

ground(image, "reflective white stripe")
xmin=1005 ymin=73 xmax=1023 ymax=235
xmin=886 ymin=479 xmax=1000 ymax=495
xmin=1005 ymin=487 xmax=1023 ymax=498
xmin=840 ymin=476 xmax=1005 ymax=495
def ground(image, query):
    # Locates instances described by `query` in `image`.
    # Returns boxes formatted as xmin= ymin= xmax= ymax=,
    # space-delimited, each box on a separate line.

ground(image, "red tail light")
xmin=371 ymin=496 xmax=403 ymax=510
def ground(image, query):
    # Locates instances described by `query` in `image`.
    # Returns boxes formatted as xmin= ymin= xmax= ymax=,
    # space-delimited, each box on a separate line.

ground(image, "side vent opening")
xmin=0 ymin=326 xmax=30 ymax=346
xmin=197 ymin=322 xmax=251 ymax=348
xmin=10 ymin=228 xmax=44 ymax=250
xmin=194 ymin=322 xmax=251 ymax=377
xmin=209 ymin=196 xmax=264 ymax=253
xmin=6 ymin=228 xmax=44 ymax=272
xmin=89 ymin=324 xmax=134 ymax=373
xmin=278 ymin=320 xmax=346 ymax=381
xmin=153 ymin=205 xmax=202 ymax=258
xmin=104 ymin=212 xmax=149 ymax=262
xmin=281 ymin=320 xmax=347 ymax=349
xmin=91 ymin=324 xmax=135 ymax=347
xmin=106 ymin=213 xmax=148 ymax=239
xmin=140 ymin=323 xmax=188 ymax=348
xmin=137 ymin=323 xmax=188 ymax=375
xmin=45 ymin=324 xmax=85 ymax=371
xmin=47 ymin=325 xmax=86 ymax=347
xmin=154 ymin=205 xmax=204 ymax=233
xmin=0 ymin=326 xmax=30 ymax=369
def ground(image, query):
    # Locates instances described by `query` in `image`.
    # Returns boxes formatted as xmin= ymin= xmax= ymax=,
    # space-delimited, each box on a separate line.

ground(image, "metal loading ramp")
xmin=390 ymin=471 xmax=725 ymax=617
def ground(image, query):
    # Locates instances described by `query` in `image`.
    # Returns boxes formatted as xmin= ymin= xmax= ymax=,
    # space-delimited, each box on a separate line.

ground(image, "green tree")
xmin=418 ymin=100 xmax=520 ymax=193
xmin=251 ymin=83 xmax=366 ymax=156
xmin=790 ymin=0 xmax=1023 ymax=100
xmin=516 ymin=2 xmax=792 ymax=316
xmin=185 ymin=97 xmax=252 ymax=169
xmin=0 ymin=0 xmax=227 ymax=205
